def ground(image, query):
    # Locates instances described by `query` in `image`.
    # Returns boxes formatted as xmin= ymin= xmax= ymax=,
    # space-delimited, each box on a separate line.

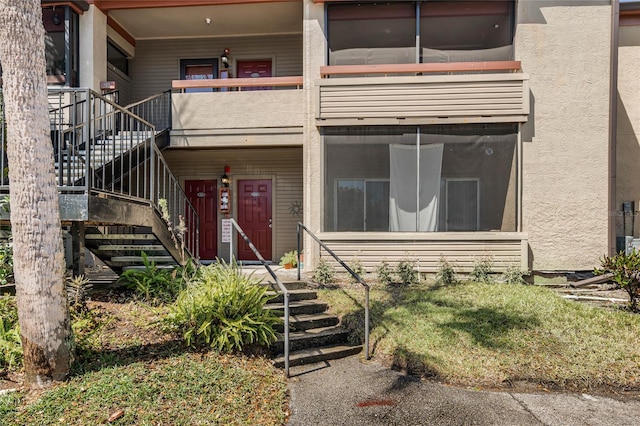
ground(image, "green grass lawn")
xmin=318 ymin=281 xmax=640 ymax=393
xmin=0 ymin=299 xmax=288 ymax=425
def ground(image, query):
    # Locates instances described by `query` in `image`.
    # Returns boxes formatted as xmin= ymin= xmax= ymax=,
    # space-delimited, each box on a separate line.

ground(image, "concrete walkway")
xmin=287 ymin=356 xmax=640 ymax=426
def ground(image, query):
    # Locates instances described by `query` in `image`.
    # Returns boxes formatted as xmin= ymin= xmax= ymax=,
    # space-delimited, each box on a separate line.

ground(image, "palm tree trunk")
xmin=0 ymin=0 xmax=71 ymax=387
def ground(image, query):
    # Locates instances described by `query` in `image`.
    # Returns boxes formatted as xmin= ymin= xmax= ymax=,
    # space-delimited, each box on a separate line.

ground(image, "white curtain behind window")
xmin=389 ymin=144 xmax=443 ymax=231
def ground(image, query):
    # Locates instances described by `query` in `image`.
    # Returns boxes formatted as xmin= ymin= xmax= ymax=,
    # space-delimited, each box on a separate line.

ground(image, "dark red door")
xmin=185 ymin=180 xmax=217 ymax=260
xmin=236 ymin=60 xmax=272 ymax=91
xmin=237 ymin=179 xmax=272 ymax=261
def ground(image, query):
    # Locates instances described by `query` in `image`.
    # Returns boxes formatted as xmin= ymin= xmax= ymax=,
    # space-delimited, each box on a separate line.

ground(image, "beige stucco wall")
xmin=516 ymin=1 xmax=612 ymax=271
xmin=616 ymin=24 xmax=640 ymax=238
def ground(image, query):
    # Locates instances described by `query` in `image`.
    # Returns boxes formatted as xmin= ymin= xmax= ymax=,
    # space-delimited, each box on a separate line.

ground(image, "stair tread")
xmin=265 ymin=299 xmax=328 ymax=309
xmin=266 ymin=289 xmax=316 ymax=297
xmin=111 ymin=255 xmax=174 ymax=262
xmin=280 ymin=326 xmax=348 ymax=341
xmin=86 ymin=234 xmax=157 ymax=240
xmin=289 ymin=313 xmax=337 ymax=322
xmin=273 ymin=344 xmax=362 ymax=365
xmin=97 ymin=244 xmax=165 ymax=251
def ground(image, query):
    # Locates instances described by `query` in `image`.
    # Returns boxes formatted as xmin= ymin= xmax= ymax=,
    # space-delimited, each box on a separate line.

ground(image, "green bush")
xmin=0 ymin=296 xmax=21 ymax=371
xmin=500 ymin=265 xmax=528 ymax=285
xmin=165 ymin=260 xmax=280 ymax=352
xmin=118 ymin=252 xmax=183 ymax=304
xmin=0 ymin=239 xmax=13 ymax=286
xmin=396 ymin=259 xmax=419 ymax=286
xmin=470 ymin=257 xmax=493 ymax=284
xmin=376 ymin=261 xmax=394 ymax=285
xmin=313 ymin=258 xmax=335 ymax=285
xmin=595 ymin=250 xmax=640 ymax=311
xmin=436 ymin=257 xmax=458 ymax=285
xmin=347 ymin=257 xmax=365 ymax=284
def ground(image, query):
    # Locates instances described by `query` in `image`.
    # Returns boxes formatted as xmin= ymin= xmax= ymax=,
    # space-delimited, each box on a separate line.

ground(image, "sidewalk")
xmin=287 ymin=355 xmax=640 ymax=426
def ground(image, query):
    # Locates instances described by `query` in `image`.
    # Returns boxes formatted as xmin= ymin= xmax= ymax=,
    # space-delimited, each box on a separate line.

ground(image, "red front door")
xmin=236 ymin=60 xmax=272 ymax=91
xmin=185 ymin=180 xmax=217 ymax=260
xmin=237 ymin=179 xmax=272 ymax=261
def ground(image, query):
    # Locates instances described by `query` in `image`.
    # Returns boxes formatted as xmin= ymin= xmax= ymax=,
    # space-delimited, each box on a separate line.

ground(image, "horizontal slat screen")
xmin=317 ymin=74 xmax=529 ymax=124
xmin=313 ymin=235 xmax=527 ymax=274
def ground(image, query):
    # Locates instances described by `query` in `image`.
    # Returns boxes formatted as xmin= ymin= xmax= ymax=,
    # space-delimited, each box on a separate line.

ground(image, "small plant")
xmin=66 ymin=274 xmax=91 ymax=309
xmin=279 ymin=250 xmax=298 ymax=268
xmin=118 ymin=252 xmax=182 ymax=304
xmin=347 ymin=257 xmax=365 ymax=284
xmin=595 ymin=250 xmax=640 ymax=311
xmin=0 ymin=238 xmax=13 ymax=286
xmin=396 ymin=259 xmax=419 ymax=286
xmin=500 ymin=265 xmax=529 ymax=285
xmin=470 ymin=257 xmax=493 ymax=284
xmin=313 ymin=258 xmax=335 ymax=285
xmin=165 ymin=260 xmax=280 ymax=351
xmin=376 ymin=261 xmax=394 ymax=285
xmin=436 ymin=257 xmax=458 ymax=285
xmin=0 ymin=296 xmax=21 ymax=371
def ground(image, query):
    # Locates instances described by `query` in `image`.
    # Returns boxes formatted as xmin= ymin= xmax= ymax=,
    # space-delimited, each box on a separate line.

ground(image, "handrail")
xmin=172 ymin=76 xmax=303 ymax=91
xmin=228 ymin=218 xmax=291 ymax=377
xmin=297 ymin=222 xmax=370 ymax=360
xmin=0 ymin=87 xmax=199 ymax=260
xmin=124 ymin=90 xmax=172 ymax=133
xmin=320 ymin=60 xmax=522 ymax=77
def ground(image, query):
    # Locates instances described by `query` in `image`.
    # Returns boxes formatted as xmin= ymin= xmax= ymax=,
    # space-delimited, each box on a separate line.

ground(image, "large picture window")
xmin=324 ymin=125 xmax=518 ymax=233
xmin=43 ymin=6 xmax=80 ymax=86
xmin=327 ymin=1 xmax=514 ymax=66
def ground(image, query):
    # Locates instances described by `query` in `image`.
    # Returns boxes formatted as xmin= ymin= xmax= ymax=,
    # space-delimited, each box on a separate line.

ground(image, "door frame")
xmin=181 ymin=175 xmax=224 ymax=260
xmin=232 ymin=174 xmax=277 ymax=262
xmin=232 ymin=55 xmax=276 ymax=77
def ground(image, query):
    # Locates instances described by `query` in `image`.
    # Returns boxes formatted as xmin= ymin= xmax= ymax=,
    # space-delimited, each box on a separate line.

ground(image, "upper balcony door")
xmin=236 ymin=60 xmax=272 ymax=91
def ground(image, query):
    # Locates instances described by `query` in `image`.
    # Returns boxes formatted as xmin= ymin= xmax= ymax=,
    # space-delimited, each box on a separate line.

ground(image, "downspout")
xmin=609 ymin=0 xmax=620 ymax=256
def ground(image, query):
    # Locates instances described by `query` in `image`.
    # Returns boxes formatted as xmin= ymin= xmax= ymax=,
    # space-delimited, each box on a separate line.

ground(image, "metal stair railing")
xmin=228 ymin=218 xmax=291 ymax=377
xmin=0 ymin=88 xmax=199 ymax=260
xmin=124 ymin=90 xmax=171 ymax=134
xmin=297 ymin=222 xmax=370 ymax=360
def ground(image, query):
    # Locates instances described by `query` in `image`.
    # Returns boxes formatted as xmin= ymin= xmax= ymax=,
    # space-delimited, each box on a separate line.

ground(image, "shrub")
xmin=165 ymin=260 xmax=280 ymax=351
xmin=347 ymin=257 xmax=365 ymax=284
xmin=595 ymin=250 xmax=640 ymax=311
xmin=436 ymin=257 xmax=458 ymax=285
xmin=0 ymin=296 xmax=21 ymax=371
xmin=117 ymin=252 xmax=183 ymax=304
xmin=376 ymin=261 xmax=394 ymax=285
xmin=470 ymin=257 xmax=493 ymax=284
xmin=0 ymin=239 xmax=13 ymax=286
xmin=313 ymin=258 xmax=335 ymax=285
xmin=396 ymin=259 xmax=419 ymax=286
xmin=500 ymin=265 xmax=529 ymax=285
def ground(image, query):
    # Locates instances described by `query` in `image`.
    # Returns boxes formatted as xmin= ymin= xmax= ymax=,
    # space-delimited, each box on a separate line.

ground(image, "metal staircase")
xmin=1 ymin=88 xmax=198 ymax=274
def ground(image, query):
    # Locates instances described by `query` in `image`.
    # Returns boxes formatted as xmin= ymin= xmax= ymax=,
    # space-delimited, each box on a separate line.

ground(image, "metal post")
xmin=297 ymin=222 xmax=301 ymax=281
xmin=229 ymin=225 xmax=234 ymax=263
xmin=365 ymin=286 xmax=370 ymax=359
xmin=284 ymin=292 xmax=290 ymax=377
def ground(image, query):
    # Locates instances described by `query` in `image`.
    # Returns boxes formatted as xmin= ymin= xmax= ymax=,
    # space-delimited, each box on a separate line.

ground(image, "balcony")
xmin=170 ymin=77 xmax=304 ymax=147
xmin=316 ymin=61 xmax=529 ymax=126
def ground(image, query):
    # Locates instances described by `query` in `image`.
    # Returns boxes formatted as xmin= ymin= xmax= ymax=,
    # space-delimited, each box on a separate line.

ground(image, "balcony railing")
xmin=172 ymin=76 xmax=303 ymax=92
xmin=316 ymin=61 xmax=529 ymax=126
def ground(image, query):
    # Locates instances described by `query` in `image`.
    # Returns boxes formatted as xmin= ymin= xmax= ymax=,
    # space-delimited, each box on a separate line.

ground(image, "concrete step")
xmin=260 ymin=280 xmax=308 ymax=291
xmin=273 ymin=344 xmax=362 ymax=368
xmin=122 ymin=264 xmax=176 ymax=271
xmin=265 ymin=299 xmax=329 ymax=316
xmin=86 ymin=234 xmax=157 ymax=241
xmin=266 ymin=289 xmax=317 ymax=304
xmin=274 ymin=313 xmax=339 ymax=333
xmin=273 ymin=326 xmax=350 ymax=353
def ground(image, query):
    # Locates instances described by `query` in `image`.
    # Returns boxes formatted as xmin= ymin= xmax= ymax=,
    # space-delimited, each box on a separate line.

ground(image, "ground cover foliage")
xmin=0 ymin=261 xmax=288 ymax=425
xmin=318 ymin=279 xmax=640 ymax=394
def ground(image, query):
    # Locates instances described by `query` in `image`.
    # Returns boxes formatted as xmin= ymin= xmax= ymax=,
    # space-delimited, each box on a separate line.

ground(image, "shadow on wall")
xmin=521 ymin=91 xmax=535 ymax=143
xmin=518 ymin=0 xmax=611 ymax=25
xmin=616 ymin=96 xmax=640 ymax=237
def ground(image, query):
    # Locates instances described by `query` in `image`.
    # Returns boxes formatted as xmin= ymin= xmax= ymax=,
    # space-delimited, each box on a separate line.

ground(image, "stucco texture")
xmin=616 ymin=25 xmax=640 ymax=237
xmin=517 ymin=3 xmax=612 ymax=270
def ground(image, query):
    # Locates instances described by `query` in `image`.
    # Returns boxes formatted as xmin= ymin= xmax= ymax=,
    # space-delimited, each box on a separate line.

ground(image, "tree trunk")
xmin=0 ymin=0 xmax=71 ymax=386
